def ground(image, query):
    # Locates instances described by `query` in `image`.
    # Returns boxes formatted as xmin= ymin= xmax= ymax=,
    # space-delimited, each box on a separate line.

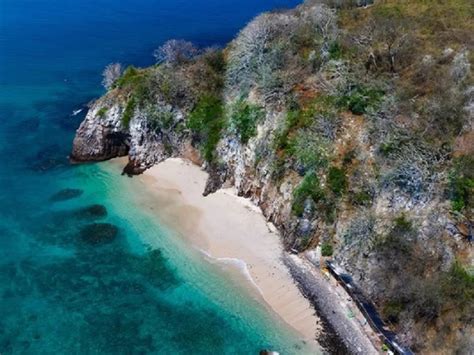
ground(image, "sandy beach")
xmin=127 ymin=158 xmax=321 ymax=348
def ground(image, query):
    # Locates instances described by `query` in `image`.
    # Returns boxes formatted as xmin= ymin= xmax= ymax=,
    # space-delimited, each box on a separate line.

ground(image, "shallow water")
xmin=0 ymin=0 xmax=316 ymax=353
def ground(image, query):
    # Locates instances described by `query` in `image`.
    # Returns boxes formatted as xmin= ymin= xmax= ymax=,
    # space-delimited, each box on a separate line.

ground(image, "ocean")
xmin=0 ymin=0 xmax=310 ymax=353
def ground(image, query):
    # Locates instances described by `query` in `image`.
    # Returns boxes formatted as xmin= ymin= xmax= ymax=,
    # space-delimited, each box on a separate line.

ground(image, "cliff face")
xmin=71 ymin=94 xmax=190 ymax=173
xmin=72 ymin=0 xmax=473 ymax=353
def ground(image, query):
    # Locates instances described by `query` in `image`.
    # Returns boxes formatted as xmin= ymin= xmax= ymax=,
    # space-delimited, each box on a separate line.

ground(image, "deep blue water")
xmin=0 ymin=0 xmax=310 ymax=354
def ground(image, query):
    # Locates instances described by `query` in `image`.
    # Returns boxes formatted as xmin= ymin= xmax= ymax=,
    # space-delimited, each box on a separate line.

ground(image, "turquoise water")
xmin=0 ymin=0 xmax=312 ymax=353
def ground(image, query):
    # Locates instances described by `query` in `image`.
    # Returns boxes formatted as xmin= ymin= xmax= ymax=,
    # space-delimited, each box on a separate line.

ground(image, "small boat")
xmin=72 ymin=108 xmax=83 ymax=116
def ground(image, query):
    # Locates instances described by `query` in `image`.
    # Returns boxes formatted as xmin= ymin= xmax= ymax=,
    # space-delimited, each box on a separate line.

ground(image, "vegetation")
xmin=187 ymin=94 xmax=225 ymax=162
xmin=97 ymin=107 xmax=108 ymax=118
xmin=292 ymin=172 xmax=324 ymax=217
xmin=153 ymin=39 xmax=199 ymax=65
xmin=337 ymin=85 xmax=384 ymax=115
xmin=229 ymin=98 xmax=264 ymax=144
xmin=321 ymin=242 xmax=334 ymax=257
xmin=147 ymin=109 xmax=175 ymax=132
xmin=102 ymin=63 xmax=123 ymax=90
xmin=449 ymin=155 xmax=474 ymax=213
xmin=327 ymin=166 xmax=348 ymax=196
xmin=122 ymin=98 xmax=136 ymax=128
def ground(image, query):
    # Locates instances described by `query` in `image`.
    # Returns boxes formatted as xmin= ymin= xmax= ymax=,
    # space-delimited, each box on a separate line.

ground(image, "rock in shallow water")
xmin=79 ymin=223 xmax=118 ymax=245
xmin=74 ymin=204 xmax=107 ymax=219
xmin=49 ymin=188 xmax=84 ymax=202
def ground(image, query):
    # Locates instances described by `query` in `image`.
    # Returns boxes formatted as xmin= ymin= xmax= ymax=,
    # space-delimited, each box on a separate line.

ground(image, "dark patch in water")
xmin=27 ymin=144 xmax=68 ymax=172
xmin=74 ymin=204 xmax=107 ymax=219
xmin=0 ymin=242 xmax=186 ymax=353
xmin=79 ymin=223 xmax=118 ymax=245
xmin=49 ymin=188 xmax=83 ymax=202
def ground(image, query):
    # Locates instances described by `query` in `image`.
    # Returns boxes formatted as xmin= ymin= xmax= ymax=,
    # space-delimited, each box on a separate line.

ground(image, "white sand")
xmin=134 ymin=158 xmax=321 ymax=347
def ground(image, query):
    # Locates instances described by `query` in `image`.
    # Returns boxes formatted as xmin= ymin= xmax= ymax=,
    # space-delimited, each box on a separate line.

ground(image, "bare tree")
xmin=101 ymin=63 xmax=123 ymax=90
xmin=153 ymin=39 xmax=199 ymax=65
xmin=225 ymin=12 xmax=298 ymax=101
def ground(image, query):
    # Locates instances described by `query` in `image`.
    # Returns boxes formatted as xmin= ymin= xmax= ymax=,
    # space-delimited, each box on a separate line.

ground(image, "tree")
xmin=101 ymin=63 xmax=123 ymax=90
xmin=226 ymin=12 xmax=295 ymax=92
xmin=153 ymin=39 xmax=199 ymax=65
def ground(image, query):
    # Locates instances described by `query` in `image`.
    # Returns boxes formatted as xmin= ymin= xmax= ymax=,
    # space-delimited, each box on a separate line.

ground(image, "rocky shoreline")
xmin=284 ymin=254 xmax=380 ymax=354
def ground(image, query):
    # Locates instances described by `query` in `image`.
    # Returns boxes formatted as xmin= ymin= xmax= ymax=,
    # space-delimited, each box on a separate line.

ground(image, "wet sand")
xmin=134 ymin=158 xmax=321 ymax=348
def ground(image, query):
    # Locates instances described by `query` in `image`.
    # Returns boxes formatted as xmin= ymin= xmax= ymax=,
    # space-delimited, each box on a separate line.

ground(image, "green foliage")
xmin=441 ymin=261 xmax=474 ymax=312
xmin=122 ymin=97 xmax=136 ymax=128
xmin=393 ymin=214 xmax=413 ymax=234
xmin=327 ymin=166 xmax=348 ymax=196
xmin=147 ymin=109 xmax=175 ymax=131
xmin=328 ymin=41 xmax=343 ymax=60
xmin=275 ymin=96 xmax=338 ymax=162
xmin=115 ymin=66 xmax=146 ymax=89
xmin=97 ymin=107 xmax=108 ymax=118
xmin=187 ymin=95 xmax=225 ymax=162
xmin=229 ymin=98 xmax=264 ymax=144
xmin=382 ymin=300 xmax=404 ymax=324
xmin=337 ymin=85 xmax=384 ymax=115
xmin=449 ymin=155 xmax=474 ymax=213
xmin=321 ymin=242 xmax=334 ymax=257
xmin=203 ymin=49 xmax=226 ymax=74
xmin=292 ymin=172 xmax=325 ymax=216
xmin=350 ymin=190 xmax=372 ymax=206
xmin=274 ymin=109 xmax=303 ymax=153
xmin=291 ymin=130 xmax=329 ymax=172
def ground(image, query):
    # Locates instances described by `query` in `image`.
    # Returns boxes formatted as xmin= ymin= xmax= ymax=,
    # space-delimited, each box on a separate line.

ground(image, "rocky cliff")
xmin=72 ymin=0 xmax=473 ymax=353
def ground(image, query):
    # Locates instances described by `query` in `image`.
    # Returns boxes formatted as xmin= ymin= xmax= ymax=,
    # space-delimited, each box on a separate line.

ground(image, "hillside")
xmin=71 ymin=0 xmax=473 ymax=353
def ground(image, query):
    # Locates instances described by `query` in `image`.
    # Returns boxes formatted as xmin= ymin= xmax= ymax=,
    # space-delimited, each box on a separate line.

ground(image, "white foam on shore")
xmin=197 ymin=247 xmax=264 ymax=296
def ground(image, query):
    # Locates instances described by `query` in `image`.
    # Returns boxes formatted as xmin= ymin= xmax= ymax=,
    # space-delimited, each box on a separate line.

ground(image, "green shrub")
xmin=441 ymin=261 xmax=474 ymax=312
xmin=97 ymin=107 xmax=108 ymax=118
xmin=321 ymin=242 xmax=334 ymax=257
xmin=350 ymin=190 xmax=372 ymax=206
xmin=292 ymin=172 xmax=325 ymax=216
xmin=274 ymin=109 xmax=302 ymax=152
xmin=382 ymin=300 xmax=404 ymax=324
xmin=328 ymin=41 xmax=343 ymax=60
xmin=187 ymin=95 xmax=225 ymax=162
xmin=114 ymin=66 xmax=152 ymax=107
xmin=327 ymin=166 xmax=348 ymax=196
xmin=229 ymin=98 xmax=264 ymax=144
xmin=291 ymin=130 xmax=329 ymax=172
xmin=275 ymin=96 xmax=338 ymax=161
xmin=337 ymin=85 xmax=384 ymax=115
xmin=392 ymin=214 xmax=413 ymax=236
xmin=122 ymin=97 xmax=136 ymax=128
xmin=449 ymin=155 xmax=474 ymax=212
xmin=115 ymin=66 xmax=144 ymax=89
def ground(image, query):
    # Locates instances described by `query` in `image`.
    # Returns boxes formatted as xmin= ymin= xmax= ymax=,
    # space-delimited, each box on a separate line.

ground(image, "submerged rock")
xmin=74 ymin=204 xmax=108 ymax=219
xmin=49 ymin=188 xmax=84 ymax=202
xmin=79 ymin=223 xmax=118 ymax=245
xmin=28 ymin=144 xmax=68 ymax=172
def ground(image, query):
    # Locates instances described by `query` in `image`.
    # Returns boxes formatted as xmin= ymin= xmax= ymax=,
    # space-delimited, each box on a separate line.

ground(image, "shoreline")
xmin=134 ymin=158 xmax=322 ymax=349
xmin=109 ymin=156 xmax=381 ymax=354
